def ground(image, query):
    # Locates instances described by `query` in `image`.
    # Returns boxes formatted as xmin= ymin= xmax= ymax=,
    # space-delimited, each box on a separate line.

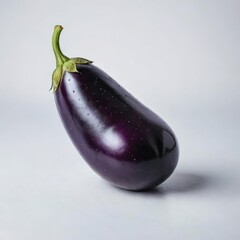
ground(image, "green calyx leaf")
xmin=50 ymin=58 xmax=92 ymax=92
xmin=50 ymin=66 xmax=62 ymax=92
xmin=71 ymin=57 xmax=93 ymax=64
xmin=51 ymin=25 xmax=93 ymax=92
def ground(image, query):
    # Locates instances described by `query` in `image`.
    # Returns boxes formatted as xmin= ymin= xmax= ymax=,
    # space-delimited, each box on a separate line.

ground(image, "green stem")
xmin=52 ymin=25 xmax=69 ymax=67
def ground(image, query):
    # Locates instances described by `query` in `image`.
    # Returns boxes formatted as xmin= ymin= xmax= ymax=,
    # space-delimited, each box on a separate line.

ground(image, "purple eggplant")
xmin=51 ymin=25 xmax=179 ymax=191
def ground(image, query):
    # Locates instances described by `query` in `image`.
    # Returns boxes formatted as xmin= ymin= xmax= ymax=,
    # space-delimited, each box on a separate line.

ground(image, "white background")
xmin=0 ymin=0 xmax=240 ymax=239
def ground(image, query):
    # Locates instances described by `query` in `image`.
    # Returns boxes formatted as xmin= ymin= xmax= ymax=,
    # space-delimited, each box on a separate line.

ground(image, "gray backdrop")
xmin=0 ymin=0 xmax=240 ymax=239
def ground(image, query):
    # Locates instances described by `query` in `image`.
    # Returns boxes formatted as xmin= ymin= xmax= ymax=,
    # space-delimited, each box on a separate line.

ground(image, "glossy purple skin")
xmin=55 ymin=64 xmax=179 ymax=191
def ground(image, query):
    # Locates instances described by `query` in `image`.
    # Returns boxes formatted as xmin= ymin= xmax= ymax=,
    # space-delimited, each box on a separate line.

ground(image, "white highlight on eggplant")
xmin=101 ymin=127 xmax=125 ymax=153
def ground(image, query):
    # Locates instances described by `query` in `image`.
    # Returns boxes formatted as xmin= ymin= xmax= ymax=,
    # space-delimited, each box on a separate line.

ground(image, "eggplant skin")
xmin=55 ymin=64 xmax=179 ymax=191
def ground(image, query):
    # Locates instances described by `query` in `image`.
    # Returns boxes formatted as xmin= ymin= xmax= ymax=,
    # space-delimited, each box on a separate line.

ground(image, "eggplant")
xmin=51 ymin=25 xmax=179 ymax=191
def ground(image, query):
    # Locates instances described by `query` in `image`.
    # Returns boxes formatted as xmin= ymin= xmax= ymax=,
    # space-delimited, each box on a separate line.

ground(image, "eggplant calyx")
xmin=50 ymin=25 xmax=92 ymax=92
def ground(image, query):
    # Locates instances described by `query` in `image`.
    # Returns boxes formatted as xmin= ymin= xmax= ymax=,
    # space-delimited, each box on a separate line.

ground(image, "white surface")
xmin=1 ymin=0 xmax=240 ymax=239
